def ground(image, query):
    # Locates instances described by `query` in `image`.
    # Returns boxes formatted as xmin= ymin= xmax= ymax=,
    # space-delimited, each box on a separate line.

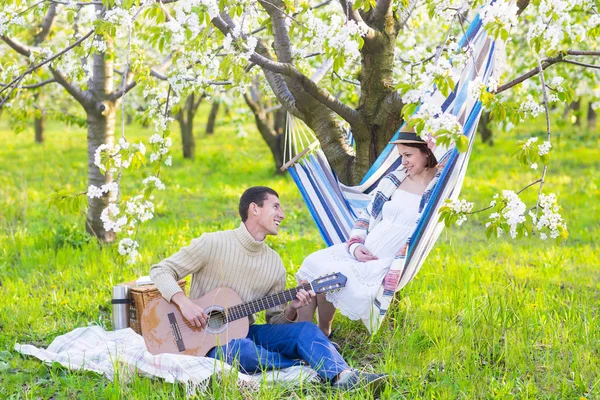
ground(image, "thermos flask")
xmin=111 ymin=285 xmax=131 ymax=330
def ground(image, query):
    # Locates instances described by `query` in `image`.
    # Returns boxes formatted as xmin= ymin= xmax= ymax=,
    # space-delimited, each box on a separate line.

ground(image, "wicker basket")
xmin=123 ymin=280 xmax=187 ymax=335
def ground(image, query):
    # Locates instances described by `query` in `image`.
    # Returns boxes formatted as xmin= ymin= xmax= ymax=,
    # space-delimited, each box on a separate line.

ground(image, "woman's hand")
xmin=354 ymin=245 xmax=378 ymax=262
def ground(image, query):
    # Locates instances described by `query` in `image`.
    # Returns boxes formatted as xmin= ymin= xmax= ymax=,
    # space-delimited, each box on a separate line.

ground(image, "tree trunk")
xmin=34 ymin=115 xmax=45 ymax=143
xmin=34 ymin=92 xmax=45 ymax=143
xmin=85 ymin=104 xmax=116 ymax=243
xmin=85 ymin=19 xmax=116 ymax=243
xmin=244 ymin=89 xmax=285 ymax=173
xmin=478 ymin=110 xmax=493 ymax=145
xmin=572 ymin=99 xmax=581 ymax=125
xmin=205 ymin=100 xmax=220 ymax=135
xmin=175 ymin=94 xmax=197 ymax=159
xmin=588 ymin=102 xmax=596 ymax=131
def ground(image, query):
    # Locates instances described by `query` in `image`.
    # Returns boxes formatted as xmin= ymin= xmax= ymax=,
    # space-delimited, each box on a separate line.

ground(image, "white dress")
xmin=296 ymin=189 xmax=421 ymax=321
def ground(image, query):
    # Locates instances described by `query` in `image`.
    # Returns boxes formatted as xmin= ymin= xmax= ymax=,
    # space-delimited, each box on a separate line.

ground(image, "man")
xmin=150 ymin=186 xmax=386 ymax=393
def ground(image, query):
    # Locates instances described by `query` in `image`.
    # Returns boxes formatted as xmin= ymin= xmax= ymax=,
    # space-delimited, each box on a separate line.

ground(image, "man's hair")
xmin=239 ymin=186 xmax=279 ymax=222
xmin=402 ymin=142 xmax=438 ymax=169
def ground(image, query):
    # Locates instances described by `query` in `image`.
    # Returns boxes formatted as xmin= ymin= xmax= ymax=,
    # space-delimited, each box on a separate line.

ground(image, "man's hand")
xmin=289 ymin=285 xmax=316 ymax=310
xmin=354 ymin=245 xmax=378 ymax=262
xmin=172 ymin=292 xmax=209 ymax=329
xmin=283 ymin=281 xmax=316 ymax=322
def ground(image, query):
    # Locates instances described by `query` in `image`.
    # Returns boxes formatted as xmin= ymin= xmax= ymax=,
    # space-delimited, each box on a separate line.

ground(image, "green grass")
xmin=0 ymin=110 xmax=599 ymax=399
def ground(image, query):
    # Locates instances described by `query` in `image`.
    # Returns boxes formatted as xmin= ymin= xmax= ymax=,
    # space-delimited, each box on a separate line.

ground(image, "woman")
xmin=295 ymin=132 xmax=439 ymax=336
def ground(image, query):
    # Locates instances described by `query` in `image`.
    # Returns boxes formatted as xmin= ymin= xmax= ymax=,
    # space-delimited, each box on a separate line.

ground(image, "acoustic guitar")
xmin=141 ymin=272 xmax=347 ymax=357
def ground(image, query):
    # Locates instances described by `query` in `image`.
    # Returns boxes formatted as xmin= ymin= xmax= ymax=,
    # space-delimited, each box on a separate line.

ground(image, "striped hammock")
xmin=283 ymin=12 xmax=506 ymax=332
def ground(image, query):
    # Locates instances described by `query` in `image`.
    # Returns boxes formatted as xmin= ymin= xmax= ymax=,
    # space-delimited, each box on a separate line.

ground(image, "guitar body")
xmin=140 ymin=273 xmax=347 ymax=357
xmin=141 ymin=287 xmax=249 ymax=357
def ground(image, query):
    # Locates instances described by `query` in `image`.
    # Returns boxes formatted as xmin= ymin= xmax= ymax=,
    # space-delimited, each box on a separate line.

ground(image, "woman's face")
xmin=397 ymin=144 xmax=429 ymax=175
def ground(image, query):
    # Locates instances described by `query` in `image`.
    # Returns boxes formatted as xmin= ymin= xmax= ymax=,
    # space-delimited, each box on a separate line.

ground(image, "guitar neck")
xmin=225 ymin=282 xmax=312 ymax=322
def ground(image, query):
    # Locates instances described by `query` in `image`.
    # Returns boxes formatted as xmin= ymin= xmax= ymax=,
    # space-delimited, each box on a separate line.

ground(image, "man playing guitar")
xmin=150 ymin=186 xmax=386 ymax=393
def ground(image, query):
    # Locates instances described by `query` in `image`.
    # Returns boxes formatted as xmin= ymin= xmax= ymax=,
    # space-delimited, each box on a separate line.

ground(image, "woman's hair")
xmin=401 ymin=142 xmax=438 ymax=169
xmin=239 ymin=186 xmax=279 ymax=222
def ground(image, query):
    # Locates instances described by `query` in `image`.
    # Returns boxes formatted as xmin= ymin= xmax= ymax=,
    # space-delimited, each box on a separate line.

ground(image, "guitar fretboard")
xmin=225 ymin=282 xmax=312 ymax=322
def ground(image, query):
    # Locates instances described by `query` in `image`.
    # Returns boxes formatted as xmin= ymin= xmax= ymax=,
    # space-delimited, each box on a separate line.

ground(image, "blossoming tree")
xmin=1 ymin=0 xmax=598 ymax=260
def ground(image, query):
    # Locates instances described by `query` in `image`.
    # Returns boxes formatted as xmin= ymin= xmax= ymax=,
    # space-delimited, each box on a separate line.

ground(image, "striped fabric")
xmin=288 ymin=12 xmax=505 ymax=332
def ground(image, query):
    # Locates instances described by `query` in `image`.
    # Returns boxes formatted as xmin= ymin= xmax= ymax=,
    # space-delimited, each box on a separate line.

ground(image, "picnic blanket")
xmin=14 ymin=326 xmax=318 ymax=392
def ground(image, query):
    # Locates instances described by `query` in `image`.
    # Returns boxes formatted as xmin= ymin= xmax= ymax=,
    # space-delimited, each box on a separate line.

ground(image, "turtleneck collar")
xmin=234 ymin=222 xmax=266 ymax=253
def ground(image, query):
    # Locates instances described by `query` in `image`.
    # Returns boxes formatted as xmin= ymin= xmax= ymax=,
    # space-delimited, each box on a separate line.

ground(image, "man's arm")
xmin=150 ymin=234 xmax=209 ymax=301
xmin=171 ymin=292 xmax=209 ymax=328
xmin=150 ymin=234 xmax=210 ymax=328
xmin=266 ymin=271 xmax=315 ymax=324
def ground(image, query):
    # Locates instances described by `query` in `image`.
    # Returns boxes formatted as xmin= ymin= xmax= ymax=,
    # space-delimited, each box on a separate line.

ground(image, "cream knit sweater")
xmin=150 ymin=222 xmax=291 ymax=325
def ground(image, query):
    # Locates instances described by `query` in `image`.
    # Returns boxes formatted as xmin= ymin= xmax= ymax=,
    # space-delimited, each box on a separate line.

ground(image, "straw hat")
xmin=389 ymin=126 xmax=425 ymax=145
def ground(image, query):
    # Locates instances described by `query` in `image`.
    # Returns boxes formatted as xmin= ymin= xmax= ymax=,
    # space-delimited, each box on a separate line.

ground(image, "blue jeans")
xmin=207 ymin=322 xmax=349 ymax=381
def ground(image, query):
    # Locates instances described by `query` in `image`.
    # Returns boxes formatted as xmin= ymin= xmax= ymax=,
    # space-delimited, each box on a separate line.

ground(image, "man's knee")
xmin=227 ymin=339 xmax=260 ymax=373
xmin=296 ymin=321 xmax=326 ymax=338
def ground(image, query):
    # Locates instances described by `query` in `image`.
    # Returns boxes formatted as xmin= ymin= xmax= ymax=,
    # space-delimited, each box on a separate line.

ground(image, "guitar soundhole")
xmin=207 ymin=309 xmax=226 ymax=330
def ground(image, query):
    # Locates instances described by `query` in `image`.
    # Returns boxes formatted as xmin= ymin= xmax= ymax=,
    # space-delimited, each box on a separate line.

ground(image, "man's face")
xmin=253 ymin=194 xmax=285 ymax=236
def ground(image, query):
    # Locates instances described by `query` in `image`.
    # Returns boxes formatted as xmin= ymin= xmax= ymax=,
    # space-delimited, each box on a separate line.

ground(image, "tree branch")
xmin=396 ymin=0 xmax=418 ymax=30
xmin=210 ymin=12 xmax=360 ymax=125
xmin=0 ymin=78 xmax=56 ymax=89
xmin=372 ymin=0 xmax=393 ymax=25
xmin=496 ymin=50 xmax=600 ymax=93
xmin=561 ymin=59 xmax=600 ymax=70
xmin=516 ymin=0 xmax=530 ymax=15
xmin=0 ymin=29 xmax=95 ymax=107
xmin=566 ymin=50 xmax=600 ymax=57
xmin=49 ymin=66 xmax=92 ymax=107
xmin=495 ymin=57 xmax=562 ymax=94
xmin=338 ymin=0 xmax=377 ymax=41
xmin=468 ymin=179 xmax=542 ymax=214
xmin=262 ymin=70 xmax=304 ymax=118
xmin=258 ymin=0 xmax=302 ymax=26
xmin=33 ymin=3 xmax=58 ymax=45
xmin=250 ymin=53 xmax=361 ymax=125
xmin=108 ymin=53 xmax=173 ymax=101
xmin=1 ymin=35 xmax=33 ymax=57
xmin=193 ymin=93 xmax=206 ymax=113
xmin=535 ymin=58 xmax=551 ymax=217
xmin=258 ymin=0 xmax=294 ymax=63
xmin=211 ymin=12 xmax=306 ymax=118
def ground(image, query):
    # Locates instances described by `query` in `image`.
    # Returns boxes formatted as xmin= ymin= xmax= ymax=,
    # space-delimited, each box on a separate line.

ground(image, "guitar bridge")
xmin=168 ymin=312 xmax=186 ymax=352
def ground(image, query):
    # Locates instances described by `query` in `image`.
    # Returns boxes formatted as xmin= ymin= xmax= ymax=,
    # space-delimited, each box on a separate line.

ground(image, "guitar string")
xmin=171 ymin=288 xmax=305 ymax=335
xmin=165 ymin=283 xmax=324 ymax=335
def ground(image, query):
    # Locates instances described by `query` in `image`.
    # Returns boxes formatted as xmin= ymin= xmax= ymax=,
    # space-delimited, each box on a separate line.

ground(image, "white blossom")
xmin=87 ymin=185 xmax=104 ymax=199
xmin=549 ymin=77 xmax=565 ymax=92
xmin=487 ymin=190 xmax=526 ymax=239
xmin=519 ymin=95 xmax=544 ymax=118
xmin=104 ymin=7 xmax=132 ymax=29
xmin=467 ymin=77 xmax=485 ymax=101
xmin=523 ymin=136 xmax=539 ymax=149
xmin=533 ymin=193 xmax=567 ymax=240
xmin=538 ymin=141 xmax=552 ymax=156
xmin=445 ymin=198 xmax=474 ymax=227
xmin=100 ymin=203 xmax=128 ymax=233
xmin=118 ymin=238 xmax=140 ymax=264
xmin=480 ymin=0 xmax=519 ymax=30
xmin=143 ymin=176 xmax=166 ymax=190
xmin=118 ymin=137 xmax=130 ymax=150
xmin=149 ymin=134 xmax=164 ymax=144
xmin=126 ymin=195 xmax=155 ymax=222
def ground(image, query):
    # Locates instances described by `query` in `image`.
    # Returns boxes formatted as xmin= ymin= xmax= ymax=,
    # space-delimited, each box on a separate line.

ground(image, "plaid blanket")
xmin=14 ymin=326 xmax=318 ymax=393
